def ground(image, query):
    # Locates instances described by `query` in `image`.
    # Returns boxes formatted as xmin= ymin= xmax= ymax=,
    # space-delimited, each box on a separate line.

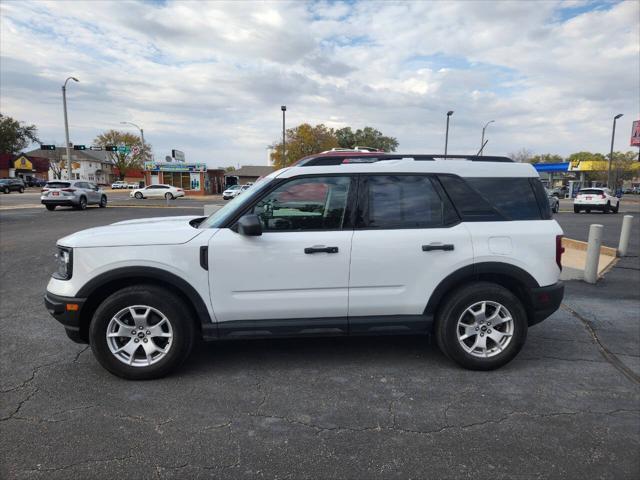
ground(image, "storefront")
xmin=143 ymin=162 xmax=207 ymax=195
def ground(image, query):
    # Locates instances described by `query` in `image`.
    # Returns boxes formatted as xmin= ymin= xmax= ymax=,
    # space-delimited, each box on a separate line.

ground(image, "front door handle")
xmin=422 ymin=243 xmax=454 ymax=252
xmin=305 ymin=246 xmax=339 ymax=254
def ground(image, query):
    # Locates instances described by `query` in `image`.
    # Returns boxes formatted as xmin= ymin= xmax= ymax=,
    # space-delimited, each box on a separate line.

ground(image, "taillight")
xmin=177 ymin=188 xmax=183 ymax=192
xmin=600 ymin=194 xmax=606 ymax=199
xmin=556 ymin=235 xmax=565 ymax=271
xmin=41 ymin=188 xmax=49 ymax=193
xmin=62 ymin=188 xmax=76 ymax=192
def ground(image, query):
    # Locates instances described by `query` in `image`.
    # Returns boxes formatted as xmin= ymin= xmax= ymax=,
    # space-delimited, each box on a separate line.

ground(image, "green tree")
xmin=611 ymin=150 xmax=640 ymax=186
xmin=0 ymin=113 xmax=39 ymax=154
xmin=270 ymin=123 xmax=339 ymax=169
xmin=335 ymin=126 xmax=398 ymax=151
xmin=529 ymin=153 xmax=564 ymax=164
xmin=94 ymin=130 xmax=151 ymax=180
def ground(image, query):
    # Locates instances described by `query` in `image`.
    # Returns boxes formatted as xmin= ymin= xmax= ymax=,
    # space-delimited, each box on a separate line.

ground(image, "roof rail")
xmin=323 ymin=146 xmax=385 ymax=153
xmin=298 ymin=154 xmax=513 ymax=167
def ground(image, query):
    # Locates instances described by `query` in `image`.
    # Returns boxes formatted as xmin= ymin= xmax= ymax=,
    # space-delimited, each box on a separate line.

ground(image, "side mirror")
xmin=235 ymin=214 xmax=262 ymax=236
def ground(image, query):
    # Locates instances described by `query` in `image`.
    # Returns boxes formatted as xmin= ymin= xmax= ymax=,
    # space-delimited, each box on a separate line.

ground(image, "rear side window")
xmin=466 ymin=178 xmax=543 ymax=220
xmin=360 ymin=175 xmax=451 ymax=229
xmin=438 ymin=175 xmax=502 ymax=221
xmin=46 ymin=182 xmax=71 ymax=188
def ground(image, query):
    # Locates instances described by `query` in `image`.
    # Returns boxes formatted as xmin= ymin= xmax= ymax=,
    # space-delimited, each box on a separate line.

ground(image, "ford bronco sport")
xmin=44 ymin=152 xmax=564 ymax=379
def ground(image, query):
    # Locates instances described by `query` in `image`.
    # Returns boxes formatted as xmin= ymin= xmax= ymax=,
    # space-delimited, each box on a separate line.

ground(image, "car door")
xmin=209 ymin=175 xmax=355 ymax=336
xmin=86 ymin=182 xmax=100 ymax=203
xmin=348 ymin=174 xmax=474 ymax=333
xmin=145 ymin=185 xmax=160 ymax=198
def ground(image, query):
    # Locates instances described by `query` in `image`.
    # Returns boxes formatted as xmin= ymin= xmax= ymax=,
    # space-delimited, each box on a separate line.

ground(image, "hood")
xmin=58 ymin=216 xmax=205 ymax=248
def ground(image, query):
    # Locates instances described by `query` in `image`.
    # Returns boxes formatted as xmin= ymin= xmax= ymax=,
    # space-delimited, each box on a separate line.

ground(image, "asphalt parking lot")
xmin=1 ymin=197 xmax=639 ymax=479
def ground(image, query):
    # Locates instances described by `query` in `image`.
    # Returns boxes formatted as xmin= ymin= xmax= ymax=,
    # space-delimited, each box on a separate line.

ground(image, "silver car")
xmin=41 ymin=180 xmax=107 ymax=211
xmin=545 ymin=188 xmax=560 ymax=214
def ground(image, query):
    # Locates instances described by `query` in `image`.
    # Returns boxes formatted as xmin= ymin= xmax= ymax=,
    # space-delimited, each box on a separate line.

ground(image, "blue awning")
xmin=533 ymin=162 xmax=570 ymax=172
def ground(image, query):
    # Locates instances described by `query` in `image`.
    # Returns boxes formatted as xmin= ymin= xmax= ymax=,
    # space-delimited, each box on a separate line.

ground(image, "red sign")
xmin=631 ymin=120 xmax=640 ymax=147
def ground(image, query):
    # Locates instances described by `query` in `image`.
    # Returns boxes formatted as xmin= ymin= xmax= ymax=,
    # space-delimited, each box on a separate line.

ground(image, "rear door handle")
xmin=422 ymin=244 xmax=454 ymax=252
xmin=305 ymin=246 xmax=339 ymax=254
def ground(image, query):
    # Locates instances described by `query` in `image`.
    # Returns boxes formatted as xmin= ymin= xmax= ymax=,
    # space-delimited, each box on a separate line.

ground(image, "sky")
xmin=0 ymin=0 xmax=638 ymax=168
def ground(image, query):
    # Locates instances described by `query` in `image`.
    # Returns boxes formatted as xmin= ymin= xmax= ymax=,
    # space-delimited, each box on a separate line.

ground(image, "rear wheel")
xmin=89 ymin=285 xmax=195 ymax=380
xmin=99 ymin=195 xmax=107 ymax=208
xmin=603 ymin=202 xmax=610 ymax=214
xmin=165 ymin=192 xmax=174 ymax=200
xmin=573 ymin=205 xmax=580 ymax=213
xmin=18 ymin=187 xmax=24 ymax=193
xmin=436 ymin=282 xmax=528 ymax=370
xmin=45 ymin=204 xmax=56 ymax=211
xmin=586 ymin=208 xmax=591 ymax=213
xmin=553 ymin=202 xmax=559 ymax=213
xmin=2 ymin=187 xmax=8 ymax=194
xmin=77 ymin=196 xmax=87 ymax=210
xmin=612 ymin=202 xmax=619 ymax=214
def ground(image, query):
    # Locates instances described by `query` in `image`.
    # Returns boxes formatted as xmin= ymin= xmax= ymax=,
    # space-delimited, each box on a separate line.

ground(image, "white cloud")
xmin=0 ymin=0 xmax=638 ymax=167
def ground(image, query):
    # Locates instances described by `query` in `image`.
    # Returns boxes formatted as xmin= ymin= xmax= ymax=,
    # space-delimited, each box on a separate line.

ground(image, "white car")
xmin=45 ymin=151 xmax=564 ymax=379
xmin=222 ymin=184 xmax=242 ymax=200
xmin=573 ymin=187 xmax=619 ymax=214
xmin=111 ymin=181 xmax=128 ymax=189
xmin=130 ymin=184 xmax=185 ymax=200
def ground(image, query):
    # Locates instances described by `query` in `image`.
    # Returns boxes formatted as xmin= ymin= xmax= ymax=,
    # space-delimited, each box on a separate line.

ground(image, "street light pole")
xmin=480 ymin=120 xmax=495 ymax=156
xmin=281 ymin=106 xmax=287 ymax=164
xmin=62 ymin=77 xmax=79 ymax=180
xmin=607 ymin=113 xmax=623 ymax=189
xmin=120 ymin=121 xmax=145 ymax=159
xmin=444 ymin=110 xmax=454 ymax=156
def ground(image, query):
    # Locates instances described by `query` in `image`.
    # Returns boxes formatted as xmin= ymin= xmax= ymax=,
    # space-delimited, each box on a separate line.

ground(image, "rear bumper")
xmin=44 ymin=291 xmax=87 ymax=343
xmin=41 ymin=197 xmax=80 ymax=206
xmin=528 ymin=281 xmax=564 ymax=326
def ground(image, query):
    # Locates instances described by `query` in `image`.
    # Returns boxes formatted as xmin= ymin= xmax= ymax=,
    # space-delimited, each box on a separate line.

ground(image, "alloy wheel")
xmin=456 ymin=301 xmax=514 ymax=358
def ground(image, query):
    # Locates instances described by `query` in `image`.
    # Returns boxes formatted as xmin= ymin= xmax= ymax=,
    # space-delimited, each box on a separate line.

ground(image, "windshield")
xmin=199 ymin=176 xmax=274 ymax=229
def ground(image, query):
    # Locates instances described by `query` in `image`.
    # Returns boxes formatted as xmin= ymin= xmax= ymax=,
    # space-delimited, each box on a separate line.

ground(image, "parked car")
xmin=130 ymin=184 xmax=185 ymax=200
xmin=41 ymin=180 xmax=107 ymax=211
xmin=0 ymin=178 xmax=25 ymax=193
xmin=27 ymin=178 xmax=47 ymax=187
xmin=545 ymin=189 xmax=560 ymax=214
xmin=573 ymin=187 xmax=619 ymax=214
xmin=222 ymin=184 xmax=242 ymax=200
xmin=549 ymin=186 xmax=568 ymax=198
xmin=45 ymin=151 xmax=564 ymax=379
xmin=111 ymin=181 xmax=128 ymax=189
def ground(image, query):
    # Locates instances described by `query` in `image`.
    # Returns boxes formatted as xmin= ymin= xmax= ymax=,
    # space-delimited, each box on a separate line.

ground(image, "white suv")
xmin=573 ymin=187 xmax=620 ymax=213
xmin=44 ymin=153 xmax=564 ymax=379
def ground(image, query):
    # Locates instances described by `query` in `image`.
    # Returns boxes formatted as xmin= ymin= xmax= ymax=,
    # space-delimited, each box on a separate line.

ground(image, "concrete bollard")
xmin=617 ymin=215 xmax=633 ymax=257
xmin=204 ymin=204 xmax=221 ymax=216
xmin=584 ymin=224 xmax=603 ymax=284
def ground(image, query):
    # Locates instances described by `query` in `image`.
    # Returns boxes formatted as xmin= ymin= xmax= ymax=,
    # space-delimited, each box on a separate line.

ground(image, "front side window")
xmin=251 ymin=176 xmax=351 ymax=231
xmin=360 ymin=175 xmax=447 ymax=229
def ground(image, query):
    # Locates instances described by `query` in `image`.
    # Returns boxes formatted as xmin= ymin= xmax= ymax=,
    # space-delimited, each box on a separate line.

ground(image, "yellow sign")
xmin=13 ymin=156 xmax=33 ymax=171
xmin=569 ymin=160 xmax=639 ymax=172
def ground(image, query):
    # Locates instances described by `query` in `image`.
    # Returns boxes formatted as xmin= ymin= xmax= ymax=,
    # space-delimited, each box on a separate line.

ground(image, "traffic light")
xmin=40 ymin=145 xmax=56 ymax=150
xmin=73 ymin=145 xmax=86 ymax=150
xmin=105 ymin=145 xmax=118 ymax=152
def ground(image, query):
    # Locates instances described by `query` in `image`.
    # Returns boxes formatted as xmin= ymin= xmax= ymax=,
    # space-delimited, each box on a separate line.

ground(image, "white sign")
xmin=172 ymin=149 xmax=185 ymax=162
xmin=132 ymin=145 xmax=141 ymax=155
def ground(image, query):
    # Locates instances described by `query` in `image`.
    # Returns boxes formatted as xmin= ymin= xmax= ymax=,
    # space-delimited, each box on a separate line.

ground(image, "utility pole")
xmin=480 ymin=120 xmax=495 ymax=156
xmin=607 ymin=113 xmax=623 ymax=189
xmin=444 ymin=111 xmax=454 ymax=156
xmin=281 ymin=105 xmax=287 ymax=164
xmin=62 ymin=77 xmax=79 ymax=179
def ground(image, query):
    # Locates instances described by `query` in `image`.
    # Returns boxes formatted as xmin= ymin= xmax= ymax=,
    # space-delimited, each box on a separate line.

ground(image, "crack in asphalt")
xmin=561 ymin=303 xmax=640 ymax=384
xmin=19 ymin=454 xmax=135 ymax=473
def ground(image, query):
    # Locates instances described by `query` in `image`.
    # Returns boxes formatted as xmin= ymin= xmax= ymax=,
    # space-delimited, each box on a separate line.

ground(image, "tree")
xmin=335 ymin=126 xmax=398 ymax=152
xmin=529 ymin=153 xmax=564 ymax=164
xmin=94 ymin=130 xmax=151 ymax=180
xmin=270 ymin=123 xmax=339 ymax=169
xmin=509 ymin=148 xmax=533 ymax=163
xmin=611 ymin=150 xmax=640 ymax=186
xmin=0 ymin=113 xmax=39 ymax=154
xmin=223 ymin=166 xmax=237 ymax=172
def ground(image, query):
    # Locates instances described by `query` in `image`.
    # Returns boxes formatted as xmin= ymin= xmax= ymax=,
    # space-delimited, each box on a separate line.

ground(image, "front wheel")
xmin=89 ymin=285 xmax=195 ymax=380
xmin=134 ymin=192 xmax=143 ymax=199
xmin=99 ymin=195 xmax=107 ymax=208
xmin=436 ymin=282 xmax=528 ymax=370
xmin=2 ymin=188 xmax=9 ymax=194
xmin=19 ymin=187 xmax=24 ymax=193
xmin=553 ymin=202 xmax=559 ymax=213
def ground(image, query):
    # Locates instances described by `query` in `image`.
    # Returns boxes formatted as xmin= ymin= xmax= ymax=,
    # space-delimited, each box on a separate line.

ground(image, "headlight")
xmin=53 ymin=246 xmax=73 ymax=280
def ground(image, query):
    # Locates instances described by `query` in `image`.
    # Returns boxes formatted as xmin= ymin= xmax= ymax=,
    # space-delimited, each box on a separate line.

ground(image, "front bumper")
xmin=44 ymin=291 xmax=87 ymax=343
xmin=528 ymin=281 xmax=564 ymax=326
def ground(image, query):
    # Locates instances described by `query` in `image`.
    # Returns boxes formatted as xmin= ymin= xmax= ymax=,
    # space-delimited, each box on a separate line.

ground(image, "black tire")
xmin=573 ymin=205 xmax=580 ymax=213
xmin=612 ymin=202 xmax=619 ymax=214
xmin=435 ymin=282 xmax=528 ymax=370
xmin=19 ymin=187 xmax=24 ymax=193
xmin=2 ymin=188 xmax=8 ymax=194
xmin=77 ymin=196 xmax=87 ymax=210
xmin=165 ymin=192 xmax=174 ymax=200
xmin=89 ymin=285 xmax=196 ymax=380
xmin=603 ymin=202 xmax=610 ymax=214
xmin=553 ymin=202 xmax=559 ymax=213
xmin=45 ymin=204 xmax=56 ymax=211
xmin=99 ymin=195 xmax=107 ymax=208
xmin=586 ymin=208 xmax=591 ymax=213
xmin=134 ymin=192 xmax=143 ymax=199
